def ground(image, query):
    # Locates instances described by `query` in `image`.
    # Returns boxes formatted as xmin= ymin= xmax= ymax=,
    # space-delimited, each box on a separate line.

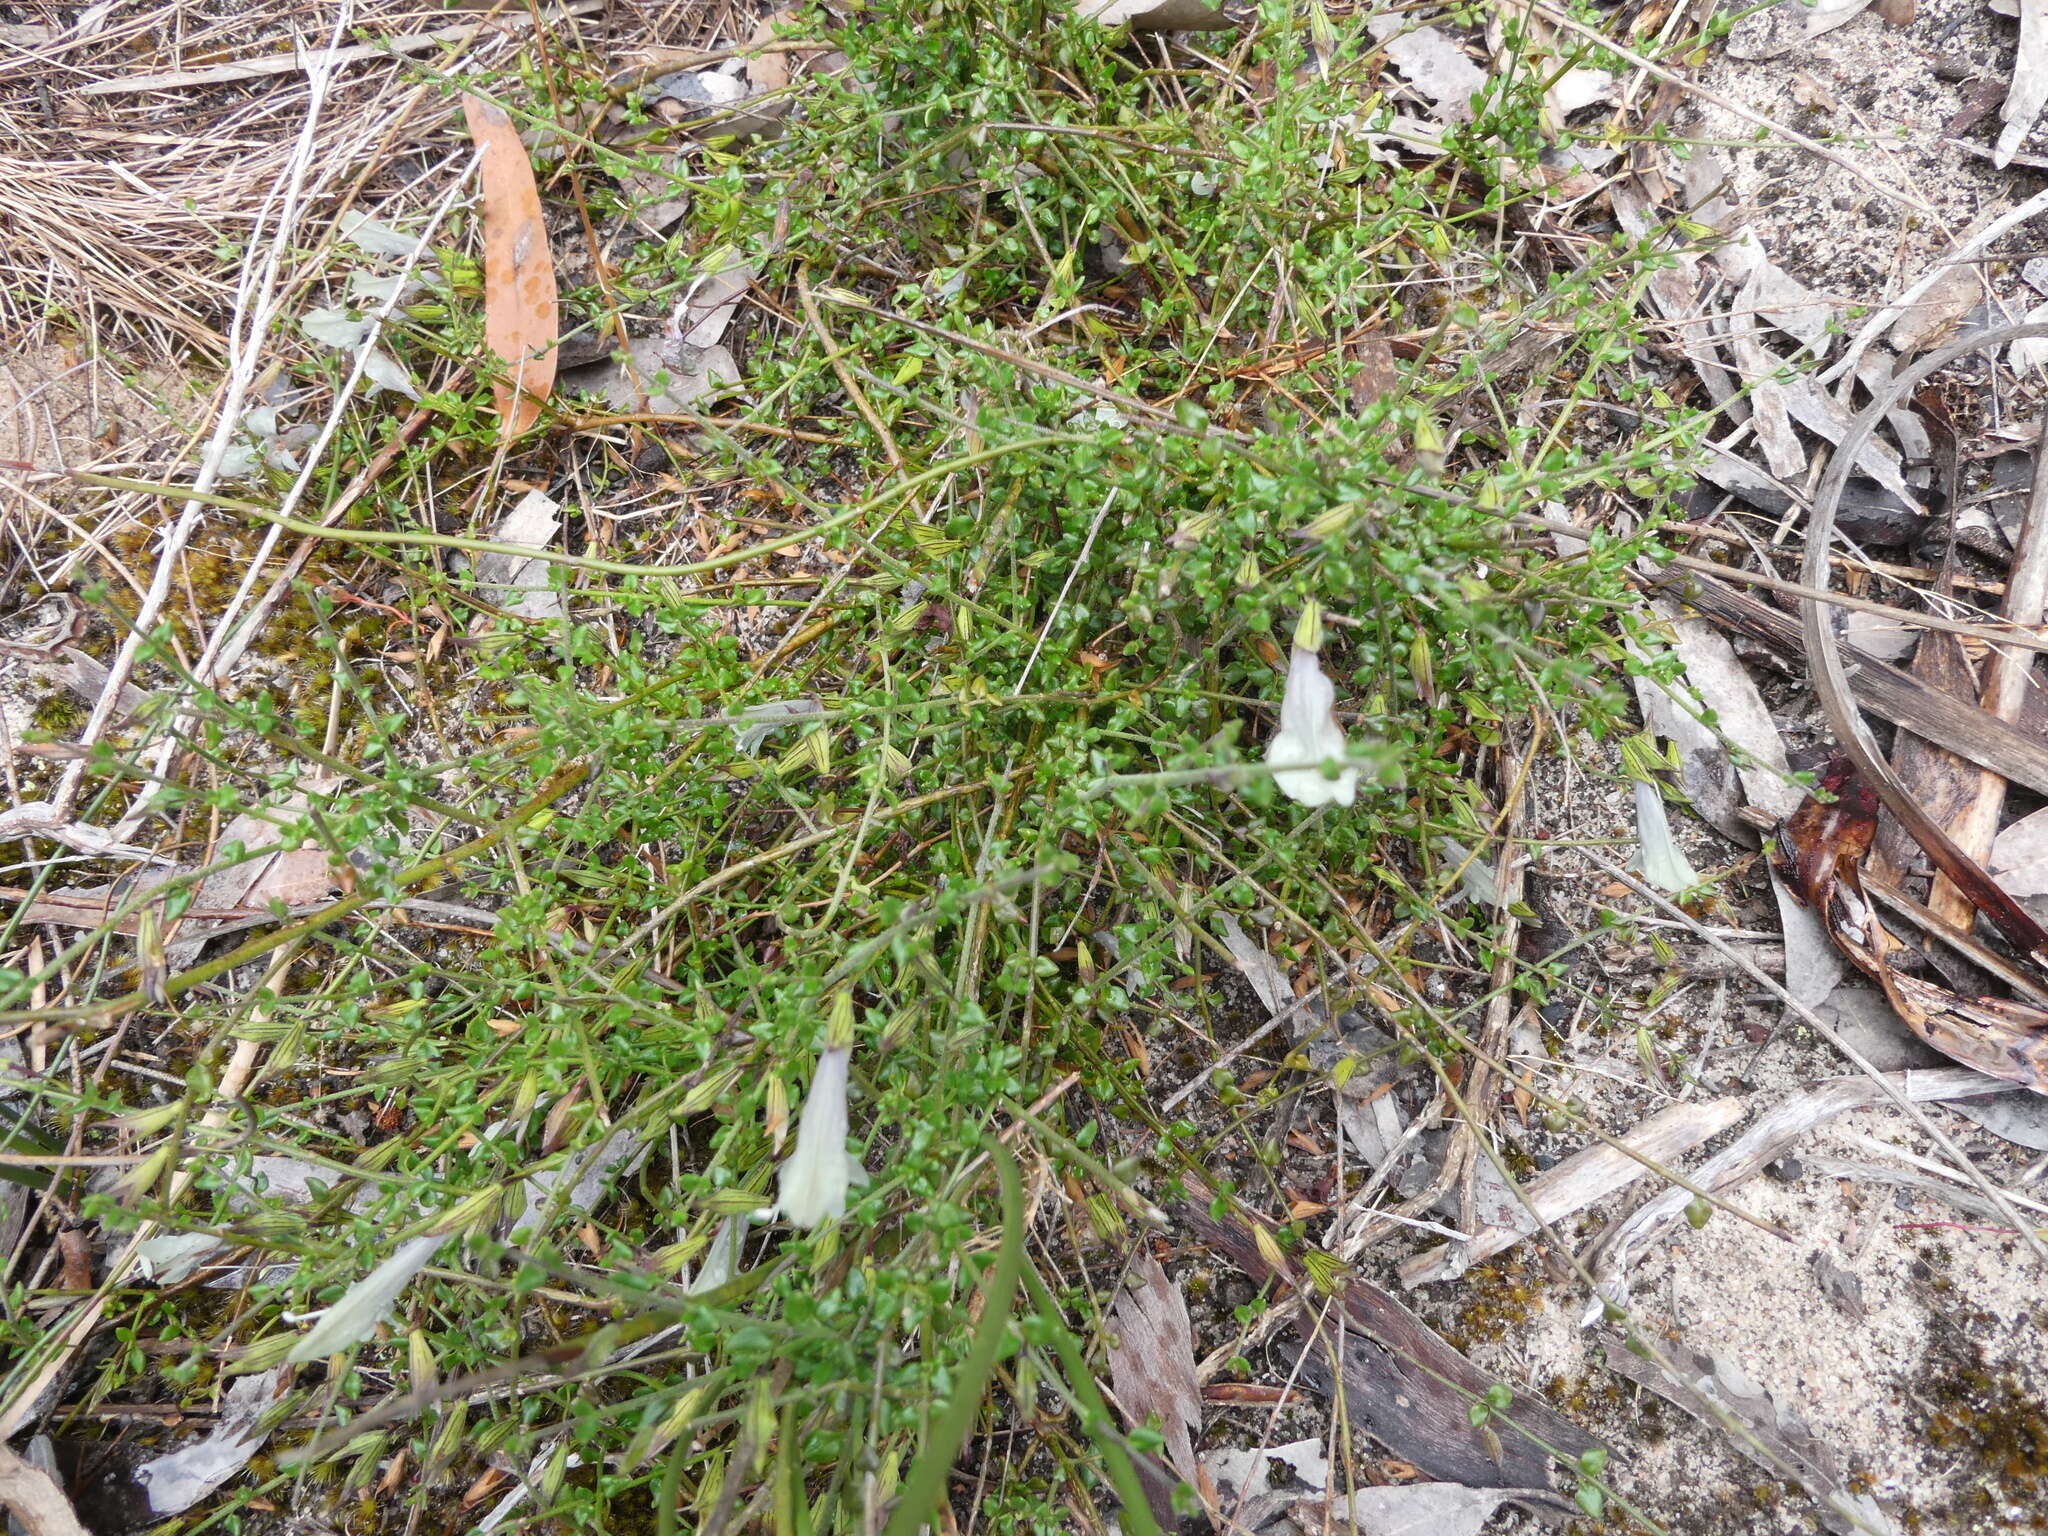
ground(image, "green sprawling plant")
xmin=0 ymin=1 xmax=1708 ymax=1530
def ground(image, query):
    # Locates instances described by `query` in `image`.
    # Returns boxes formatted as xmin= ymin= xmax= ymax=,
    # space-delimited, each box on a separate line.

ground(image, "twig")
xmin=1801 ymin=320 xmax=2048 ymax=960
xmin=1444 ymin=727 xmax=1537 ymax=1238
xmin=1015 ymin=487 xmax=1117 ymax=695
xmin=175 ymin=155 xmax=474 ymax=696
xmin=1923 ymin=411 xmax=2048 ymax=926
xmin=796 ymin=266 xmax=903 ymax=472
xmin=1819 ymin=187 xmax=2048 ymax=389
xmin=1650 ymin=565 xmax=2048 ymax=799
xmin=1522 ymin=512 xmax=2048 ymax=658
xmin=1400 ymin=1095 xmax=1748 ymax=1287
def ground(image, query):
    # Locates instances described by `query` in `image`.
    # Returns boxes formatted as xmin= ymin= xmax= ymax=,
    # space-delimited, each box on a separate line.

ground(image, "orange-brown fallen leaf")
xmin=459 ymin=1466 xmax=510 ymax=1509
xmin=464 ymin=94 xmax=557 ymax=439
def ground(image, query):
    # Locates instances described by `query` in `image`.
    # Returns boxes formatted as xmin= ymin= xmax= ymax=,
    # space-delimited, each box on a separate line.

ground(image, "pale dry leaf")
xmin=679 ymin=252 xmax=754 ymax=348
xmin=348 ymin=270 xmax=424 ymax=306
xmin=1841 ymin=608 xmax=1918 ymax=662
xmin=193 ymin=801 xmax=341 ymax=917
xmin=1950 ymin=1093 xmax=2048 ymax=1151
xmin=732 ymin=698 xmax=824 ymax=754
xmin=619 ymin=161 xmax=693 ymax=235
xmin=1996 ymin=0 xmax=2048 ymax=168
xmin=285 ymin=1234 xmax=444 ymax=1362
xmin=746 ymin=10 xmax=799 ymax=93
xmin=1336 ymin=1093 xmax=1408 ymax=1172
xmin=1334 ymin=1483 xmax=1556 ymax=1536
xmin=1766 ymin=370 xmax=1917 ymax=508
xmin=1548 ymin=66 xmax=1614 ymax=117
xmin=475 ymin=488 xmax=564 ymax=621
xmin=360 ymin=347 xmax=419 ymax=401
xmin=1721 ymin=240 xmax=1836 ymax=352
xmin=301 ymin=305 xmax=373 ymax=351
xmin=464 ymin=94 xmax=559 ymax=439
xmin=1368 ymin=16 xmax=1487 ymax=124
xmin=1890 ymin=261 xmax=1983 ymax=355
xmin=136 ymin=1368 xmax=286 ymax=1515
xmin=1434 ymin=836 xmax=1500 ymax=907
xmin=1072 ymin=0 xmax=1233 ymax=29
xmin=1727 ymin=318 xmax=1805 ymax=478
xmin=2012 ymin=300 xmax=2048 ymax=375
xmin=571 ymin=336 xmax=742 ymax=414
xmin=1990 ymin=804 xmax=2048 ymax=898
xmin=1814 ymin=983 xmax=1946 ymax=1074
xmin=71 ymin=0 xmax=116 ymax=36
xmin=134 ymin=1232 xmax=225 ymax=1285
xmin=511 ymin=1124 xmax=650 ymax=1238
xmin=1632 ymin=598 xmax=1800 ymax=842
xmin=1216 ymin=912 xmax=1291 ymax=1016
xmin=338 ymin=212 xmax=426 ymax=262
xmin=1106 ymin=1253 xmax=1201 ymax=1485
xmin=644 ymin=340 xmax=740 ymax=411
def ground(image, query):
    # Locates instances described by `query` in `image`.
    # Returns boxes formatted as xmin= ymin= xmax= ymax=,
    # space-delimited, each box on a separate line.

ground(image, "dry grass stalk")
xmin=0 ymin=0 xmax=584 ymax=354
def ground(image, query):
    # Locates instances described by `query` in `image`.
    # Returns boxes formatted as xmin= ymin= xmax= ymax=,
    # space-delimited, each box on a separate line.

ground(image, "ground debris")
xmin=1183 ymin=1206 xmax=1595 ymax=1494
xmin=1583 ymin=1069 xmax=2023 ymax=1319
xmin=1400 ymin=1096 xmax=1746 ymax=1287
xmin=1106 ymin=1251 xmax=1202 ymax=1520
xmin=1601 ymin=1338 xmax=1899 ymax=1536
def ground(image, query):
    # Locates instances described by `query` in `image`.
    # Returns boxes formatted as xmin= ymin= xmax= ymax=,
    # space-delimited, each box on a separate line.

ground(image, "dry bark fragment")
xmin=1182 ymin=1207 xmax=1599 ymax=1492
xmin=1399 ymin=1096 xmax=1747 ymax=1286
xmin=1106 ymin=1252 xmax=1202 ymax=1518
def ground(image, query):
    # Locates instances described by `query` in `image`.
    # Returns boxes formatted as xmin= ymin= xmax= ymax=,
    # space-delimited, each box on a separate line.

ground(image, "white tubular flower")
xmin=1631 ymin=778 xmax=1699 ymax=894
xmin=774 ymin=1046 xmax=853 ymax=1229
xmin=1265 ymin=645 xmax=1359 ymax=807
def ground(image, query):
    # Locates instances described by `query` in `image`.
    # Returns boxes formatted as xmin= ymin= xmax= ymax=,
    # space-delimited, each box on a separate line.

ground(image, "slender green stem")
xmin=881 ymin=1132 xmax=1025 ymax=1536
xmin=42 ymin=436 xmax=1068 ymax=580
